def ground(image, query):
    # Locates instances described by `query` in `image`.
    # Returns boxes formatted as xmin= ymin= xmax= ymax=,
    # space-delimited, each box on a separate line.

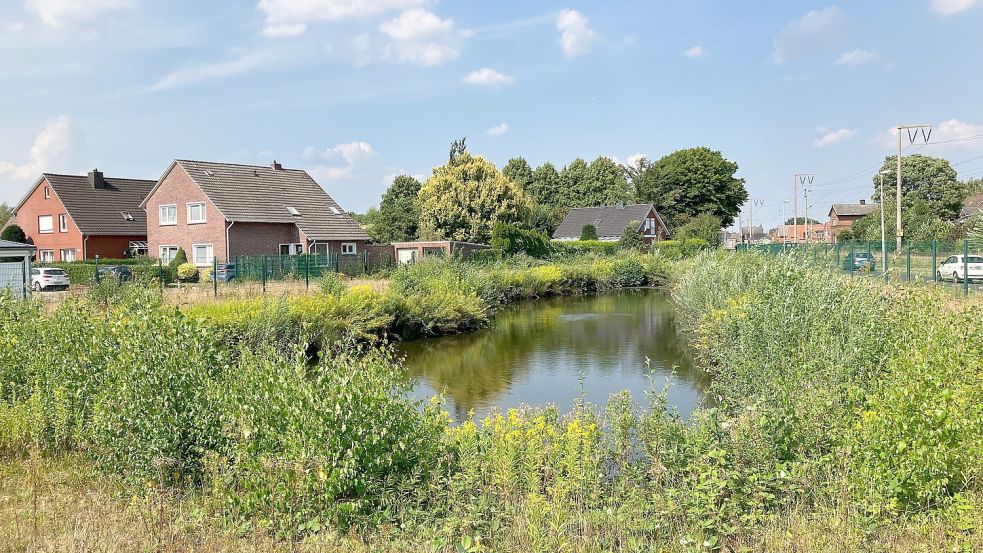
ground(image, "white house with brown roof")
xmin=140 ymin=160 xmax=370 ymax=265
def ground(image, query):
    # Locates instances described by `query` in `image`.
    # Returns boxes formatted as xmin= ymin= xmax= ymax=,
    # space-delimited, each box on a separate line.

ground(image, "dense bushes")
xmin=675 ymin=251 xmax=983 ymax=518
xmin=42 ymin=259 xmax=175 ymax=284
xmin=187 ymin=253 xmax=670 ymax=349
xmin=490 ymin=221 xmax=551 ymax=258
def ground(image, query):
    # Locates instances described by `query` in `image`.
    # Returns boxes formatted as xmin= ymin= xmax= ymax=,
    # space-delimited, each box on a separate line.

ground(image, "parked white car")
xmin=31 ymin=267 xmax=70 ymax=291
xmin=937 ymin=254 xmax=983 ymax=283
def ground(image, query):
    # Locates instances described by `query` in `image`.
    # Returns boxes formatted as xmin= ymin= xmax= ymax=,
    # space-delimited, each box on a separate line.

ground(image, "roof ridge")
xmin=43 ymin=172 xmax=156 ymax=182
xmin=176 ymin=158 xmax=305 ymax=172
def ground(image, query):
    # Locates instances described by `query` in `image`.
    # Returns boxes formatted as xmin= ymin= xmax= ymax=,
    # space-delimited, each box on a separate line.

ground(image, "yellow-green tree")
xmin=418 ymin=152 xmax=532 ymax=243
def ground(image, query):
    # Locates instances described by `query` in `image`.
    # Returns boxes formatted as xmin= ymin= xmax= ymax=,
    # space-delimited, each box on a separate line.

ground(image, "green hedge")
xmin=549 ymin=240 xmax=621 ymax=255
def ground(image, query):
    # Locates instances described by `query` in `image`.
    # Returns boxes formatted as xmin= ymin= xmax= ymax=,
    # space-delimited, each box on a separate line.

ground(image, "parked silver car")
xmin=31 ymin=267 xmax=70 ymax=291
xmin=937 ymin=254 xmax=983 ymax=283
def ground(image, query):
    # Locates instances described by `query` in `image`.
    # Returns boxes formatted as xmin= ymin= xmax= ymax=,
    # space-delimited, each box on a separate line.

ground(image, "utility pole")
xmin=737 ymin=211 xmax=744 ymax=245
xmin=747 ymin=198 xmax=764 ymax=245
xmin=782 ymin=200 xmax=789 ymax=245
xmin=793 ymin=174 xmax=814 ymax=245
xmin=878 ymin=170 xmax=890 ymax=276
xmin=895 ymin=125 xmax=932 ymax=251
xmin=803 ymin=189 xmax=810 ymax=243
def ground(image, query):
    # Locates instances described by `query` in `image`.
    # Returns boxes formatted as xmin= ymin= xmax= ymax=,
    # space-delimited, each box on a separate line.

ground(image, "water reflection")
xmin=398 ymin=289 xmax=708 ymax=421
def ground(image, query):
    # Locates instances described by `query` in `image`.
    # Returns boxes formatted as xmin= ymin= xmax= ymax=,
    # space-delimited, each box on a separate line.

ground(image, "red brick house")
xmin=10 ymin=170 xmax=155 ymax=262
xmin=552 ymin=203 xmax=670 ymax=244
xmin=828 ymin=200 xmax=878 ymax=242
xmin=140 ymin=160 xmax=369 ymax=266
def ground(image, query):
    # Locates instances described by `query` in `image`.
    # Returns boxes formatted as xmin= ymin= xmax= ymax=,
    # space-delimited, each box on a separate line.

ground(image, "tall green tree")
xmin=0 ymin=203 xmax=11 ymax=229
xmin=872 ymin=154 xmax=965 ymax=220
xmin=588 ymin=156 xmax=634 ymax=205
xmin=528 ymin=162 xmax=562 ymax=206
xmin=502 ymin=157 xmax=534 ymax=191
xmin=373 ymin=175 xmax=422 ymax=242
xmin=0 ymin=223 xmax=26 ymax=243
xmin=784 ymin=217 xmax=820 ymax=225
xmin=559 ymin=158 xmax=593 ymax=208
xmin=449 ymin=137 xmax=467 ymax=163
xmin=418 ymin=151 xmax=531 ymax=243
xmin=630 ymin=147 xmax=747 ymax=228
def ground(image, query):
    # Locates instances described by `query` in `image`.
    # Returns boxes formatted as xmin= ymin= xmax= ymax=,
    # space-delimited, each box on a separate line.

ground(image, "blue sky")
xmin=1 ymin=0 xmax=982 ymax=230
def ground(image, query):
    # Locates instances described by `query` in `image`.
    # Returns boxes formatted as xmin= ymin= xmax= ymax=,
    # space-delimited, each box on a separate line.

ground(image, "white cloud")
xmin=4 ymin=21 xmax=26 ymax=33
xmin=0 ymin=115 xmax=73 ymax=182
xmin=377 ymin=8 xmax=471 ymax=66
xmin=462 ymin=67 xmax=514 ymax=88
xmin=307 ymin=141 xmax=377 ymax=179
xmin=836 ymin=48 xmax=878 ymax=66
xmin=26 ymin=0 xmax=134 ymax=28
xmin=486 ymin=122 xmax=509 ymax=136
xmin=813 ymin=128 xmax=857 ymax=147
xmin=684 ymin=46 xmax=704 ymax=58
xmin=931 ymin=0 xmax=978 ymax=16
xmin=773 ymin=6 xmax=847 ymax=64
xmin=148 ymin=50 xmax=281 ymax=92
xmin=934 ymin=118 xmax=983 ymax=146
xmin=257 ymin=0 xmax=428 ymax=37
xmin=556 ymin=9 xmax=597 ymax=57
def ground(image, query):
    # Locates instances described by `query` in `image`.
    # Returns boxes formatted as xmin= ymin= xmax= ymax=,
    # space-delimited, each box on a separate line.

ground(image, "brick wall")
xmin=229 ymin=222 xmax=302 ymax=257
xmin=145 ymin=164 xmax=229 ymax=264
xmin=13 ymin=177 xmax=84 ymax=261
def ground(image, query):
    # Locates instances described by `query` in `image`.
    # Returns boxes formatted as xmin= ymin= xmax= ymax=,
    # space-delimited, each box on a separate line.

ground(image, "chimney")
xmin=859 ymin=199 xmax=866 ymax=205
xmin=271 ymin=160 xmax=283 ymax=171
xmin=88 ymin=169 xmax=105 ymax=189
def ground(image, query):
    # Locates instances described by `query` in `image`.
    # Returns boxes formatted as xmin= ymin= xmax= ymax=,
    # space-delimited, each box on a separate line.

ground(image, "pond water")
xmin=398 ymin=289 xmax=708 ymax=422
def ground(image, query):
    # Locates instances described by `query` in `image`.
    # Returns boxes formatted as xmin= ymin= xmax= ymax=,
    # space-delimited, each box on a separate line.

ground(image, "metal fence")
xmin=737 ymin=240 xmax=983 ymax=295
xmin=233 ymin=252 xmax=395 ymax=283
xmin=0 ymin=260 xmax=29 ymax=299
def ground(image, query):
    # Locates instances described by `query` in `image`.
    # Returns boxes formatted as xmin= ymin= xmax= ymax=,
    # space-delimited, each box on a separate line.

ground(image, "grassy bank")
xmin=1 ymin=251 xmax=980 ymax=551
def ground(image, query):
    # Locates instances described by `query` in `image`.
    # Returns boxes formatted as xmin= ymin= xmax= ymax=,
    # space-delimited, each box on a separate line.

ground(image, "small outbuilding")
xmin=0 ymin=239 xmax=37 ymax=299
xmin=390 ymin=240 xmax=490 ymax=264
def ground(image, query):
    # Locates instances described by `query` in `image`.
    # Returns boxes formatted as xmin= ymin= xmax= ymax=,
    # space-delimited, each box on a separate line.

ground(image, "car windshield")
xmin=855 ymin=253 xmax=873 ymax=259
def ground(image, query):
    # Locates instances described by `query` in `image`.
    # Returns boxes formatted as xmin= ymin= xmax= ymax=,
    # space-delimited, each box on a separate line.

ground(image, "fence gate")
xmin=0 ymin=261 xmax=29 ymax=299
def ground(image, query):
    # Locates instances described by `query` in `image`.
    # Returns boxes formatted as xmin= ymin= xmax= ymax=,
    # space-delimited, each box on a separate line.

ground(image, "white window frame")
xmin=39 ymin=250 xmax=54 ymax=263
xmin=341 ymin=242 xmax=357 ymax=255
xmin=38 ymin=215 xmax=53 ymax=234
xmin=159 ymin=245 xmax=179 ymax=264
xmin=192 ymin=243 xmax=214 ymax=266
xmin=159 ymin=204 xmax=177 ymax=226
xmin=59 ymin=214 xmax=68 ymax=233
xmin=187 ymin=202 xmax=206 ymax=224
xmin=279 ymin=243 xmax=303 ymax=256
xmin=44 ymin=186 xmax=50 ymax=199
xmin=60 ymin=248 xmax=76 ymax=262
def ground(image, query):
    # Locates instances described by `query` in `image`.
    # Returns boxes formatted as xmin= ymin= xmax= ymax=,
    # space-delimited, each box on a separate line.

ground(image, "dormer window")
xmin=330 ymin=206 xmax=341 ymax=215
xmin=121 ymin=211 xmax=135 ymax=221
xmin=287 ymin=206 xmax=301 ymax=216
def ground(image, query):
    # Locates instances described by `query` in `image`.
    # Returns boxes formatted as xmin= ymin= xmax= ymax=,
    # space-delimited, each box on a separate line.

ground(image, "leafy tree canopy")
xmin=618 ymin=220 xmax=644 ymax=251
xmin=370 ymin=175 xmax=423 ymax=243
xmin=0 ymin=203 xmax=11 ymax=229
xmin=784 ymin=217 xmax=820 ymax=225
xmin=502 ymin=157 xmax=534 ymax=191
xmin=418 ymin=151 xmax=531 ymax=243
xmin=872 ymin=154 xmax=965 ymax=220
xmin=675 ymin=213 xmax=723 ymax=247
xmin=528 ymin=162 xmax=562 ymax=207
xmin=629 ymin=147 xmax=747 ymax=228
xmin=580 ymin=224 xmax=598 ymax=241
xmin=0 ymin=222 xmax=26 ymax=243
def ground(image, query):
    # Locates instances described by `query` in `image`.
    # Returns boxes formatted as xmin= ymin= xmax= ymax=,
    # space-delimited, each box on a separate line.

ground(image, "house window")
xmin=341 ymin=242 xmax=357 ymax=255
xmin=187 ymin=202 xmax=206 ymax=224
xmin=60 ymin=249 xmax=76 ymax=262
xmin=159 ymin=245 xmax=179 ymax=264
xmin=39 ymin=250 xmax=54 ymax=263
xmin=38 ymin=215 xmax=53 ymax=234
xmin=192 ymin=244 xmax=214 ymax=266
xmin=44 ymin=186 xmax=50 ymax=199
xmin=59 ymin=214 xmax=68 ymax=232
xmin=159 ymin=204 xmax=177 ymax=226
xmin=279 ymin=243 xmax=303 ymax=256
xmin=645 ymin=216 xmax=657 ymax=235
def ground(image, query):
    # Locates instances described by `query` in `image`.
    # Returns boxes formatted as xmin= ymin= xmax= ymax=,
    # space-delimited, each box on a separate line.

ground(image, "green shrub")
xmin=490 ymin=221 xmax=551 ymax=258
xmin=0 ymin=223 xmax=26 ymax=243
xmin=169 ymin=248 xmax=187 ymax=271
xmin=176 ymin=262 xmax=198 ymax=282
xmin=580 ymin=224 xmax=598 ymax=241
xmin=550 ymin=240 xmax=620 ymax=256
xmin=610 ymin=254 xmax=646 ymax=287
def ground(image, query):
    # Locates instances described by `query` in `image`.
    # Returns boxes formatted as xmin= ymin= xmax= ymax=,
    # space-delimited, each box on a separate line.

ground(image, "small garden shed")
xmin=0 ymin=239 xmax=36 ymax=299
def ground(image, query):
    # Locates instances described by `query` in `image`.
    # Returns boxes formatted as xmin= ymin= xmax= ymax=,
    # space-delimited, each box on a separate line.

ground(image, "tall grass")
xmin=1 ymin=250 xmax=980 ymax=550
